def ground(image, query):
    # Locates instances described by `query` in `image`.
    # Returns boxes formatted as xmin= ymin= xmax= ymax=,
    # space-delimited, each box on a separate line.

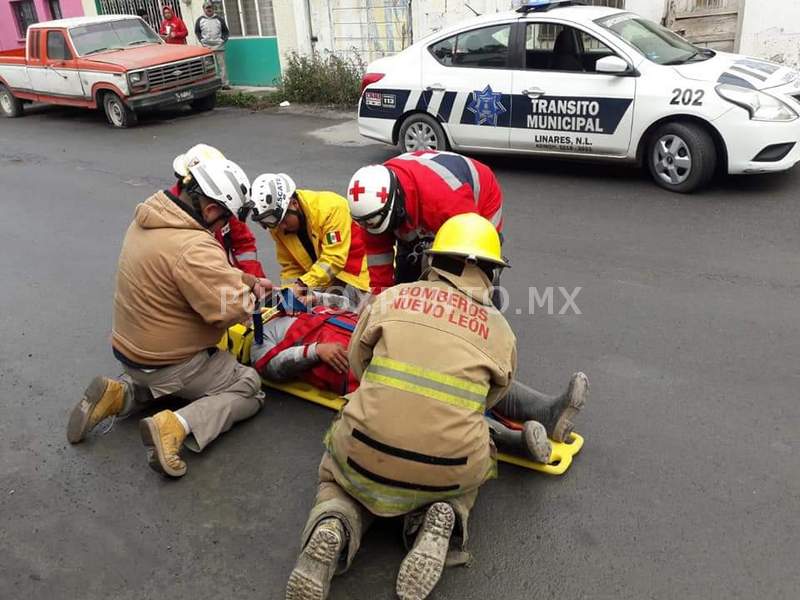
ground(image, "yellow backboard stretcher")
xmin=220 ymin=323 xmax=584 ymax=476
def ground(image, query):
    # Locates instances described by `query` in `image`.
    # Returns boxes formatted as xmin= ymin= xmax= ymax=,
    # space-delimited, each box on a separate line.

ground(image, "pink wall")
xmin=0 ymin=0 xmax=84 ymax=51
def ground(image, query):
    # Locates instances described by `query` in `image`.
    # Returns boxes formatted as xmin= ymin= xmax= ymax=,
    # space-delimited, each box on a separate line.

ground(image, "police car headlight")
xmin=716 ymin=84 xmax=797 ymax=122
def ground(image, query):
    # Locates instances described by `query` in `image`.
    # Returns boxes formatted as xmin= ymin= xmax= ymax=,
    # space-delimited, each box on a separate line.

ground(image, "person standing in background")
xmin=159 ymin=6 xmax=188 ymax=45
xmin=195 ymin=1 xmax=230 ymax=89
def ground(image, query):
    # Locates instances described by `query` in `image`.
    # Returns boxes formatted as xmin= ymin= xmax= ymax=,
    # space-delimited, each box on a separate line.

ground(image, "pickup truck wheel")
xmin=102 ymin=92 xmax=138 ymax=128
xmin=0 ymin=84 xmax=24 ymax=118
xmin=190 ymin=94 xmax=217 ymax=112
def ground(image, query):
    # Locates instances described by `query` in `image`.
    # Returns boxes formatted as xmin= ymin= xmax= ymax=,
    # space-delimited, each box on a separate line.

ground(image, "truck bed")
xmin=0 ymin=48 xmax=27 ymax=66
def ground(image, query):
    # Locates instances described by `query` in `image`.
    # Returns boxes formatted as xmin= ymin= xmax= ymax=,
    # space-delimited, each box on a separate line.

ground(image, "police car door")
xmin=509 ymin=19 xmax=636 ymax=156
xmin=422 ymin=22 xmax=515 ymax=150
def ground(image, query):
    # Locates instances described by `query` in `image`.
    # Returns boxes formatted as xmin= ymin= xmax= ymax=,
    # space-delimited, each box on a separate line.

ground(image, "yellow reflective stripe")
xmin=371 ymin=355 xmax=489 ymax=397
xmin=365 ymin=371 xmax=485 ymax=413
xmin=325 ymin=433 xmax=486 ymax=514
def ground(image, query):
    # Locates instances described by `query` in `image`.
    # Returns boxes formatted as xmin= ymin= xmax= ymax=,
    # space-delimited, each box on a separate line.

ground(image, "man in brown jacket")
xmin=67 ymin=157 xmax=271 ymax=479
xmin=286 ymin=214 xmax=525 ymax=600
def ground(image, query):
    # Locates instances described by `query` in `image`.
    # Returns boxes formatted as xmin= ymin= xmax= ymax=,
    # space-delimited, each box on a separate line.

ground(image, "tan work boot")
xmin=67 ymin=376 xmax=127 ymax=444
xmin=396 ymin=502 xmax=455 ymax=600
xmin=286 ymin=518 xmax=345 ymax=600
xmin=139 ymin=410 xmax=187 ymax=478
xmin=551 ymin=372 xmax=589 ymax=442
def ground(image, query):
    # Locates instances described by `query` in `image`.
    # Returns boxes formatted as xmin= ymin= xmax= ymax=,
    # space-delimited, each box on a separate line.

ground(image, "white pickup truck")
xmin=0 ymin=15 xmax=221 ymax=128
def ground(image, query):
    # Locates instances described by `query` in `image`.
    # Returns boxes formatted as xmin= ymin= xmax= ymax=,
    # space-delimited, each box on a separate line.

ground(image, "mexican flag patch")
xmin=325 ymin=231 xmax=342 ymax=244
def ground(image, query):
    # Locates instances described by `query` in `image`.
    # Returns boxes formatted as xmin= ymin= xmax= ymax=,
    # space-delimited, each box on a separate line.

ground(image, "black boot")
xmin=488 ymin=417 xmax=551 ymax=463
xmin=495 ymin=373 xmax=589 ymax=442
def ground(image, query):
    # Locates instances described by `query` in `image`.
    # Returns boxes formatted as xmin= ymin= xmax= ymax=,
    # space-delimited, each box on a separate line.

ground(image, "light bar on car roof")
xmin=516 ymin=0 xmax=585 ymax=13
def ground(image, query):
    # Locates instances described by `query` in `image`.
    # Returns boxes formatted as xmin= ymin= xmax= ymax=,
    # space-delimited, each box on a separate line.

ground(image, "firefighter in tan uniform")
xmin=285 ymin=214 xmax=521 ymax=600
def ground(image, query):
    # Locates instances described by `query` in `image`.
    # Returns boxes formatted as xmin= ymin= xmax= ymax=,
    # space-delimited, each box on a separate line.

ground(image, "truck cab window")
xmin=29 ymin=31 xmax=40 ymax=59
xmin=47 ymin=31 xmax=72 ymax=61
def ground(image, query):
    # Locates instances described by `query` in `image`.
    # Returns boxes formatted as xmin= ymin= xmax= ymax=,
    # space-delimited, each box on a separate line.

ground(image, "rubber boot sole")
xmin=396 ymin=502 xmax=455 ymax=600
xmin=552 ymin=372 xmax=589 ymax=443
xmin=139 ymin=418 xmax=187 ymax=478
xmin=286 ymin=523 xmax=343 ymax=600
xmin=523 ymin=421 xmax=552 ymax=463
xmin=66 ymin=376 xmax=108 ymax=444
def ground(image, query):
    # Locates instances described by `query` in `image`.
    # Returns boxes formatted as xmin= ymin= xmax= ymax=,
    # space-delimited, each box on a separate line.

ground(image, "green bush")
xmin=277 ymin=50 xmax=365 ymax=107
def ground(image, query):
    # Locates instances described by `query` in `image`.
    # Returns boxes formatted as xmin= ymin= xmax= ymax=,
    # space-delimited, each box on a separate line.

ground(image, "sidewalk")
xmin=219 ymin=85 xmax=278 ymax=98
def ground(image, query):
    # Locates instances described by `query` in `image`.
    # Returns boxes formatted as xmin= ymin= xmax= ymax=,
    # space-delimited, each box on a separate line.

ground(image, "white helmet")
xmin=173 ymin=143 xmax=225 ymax=178
xmin=187 ymin=158 xmax=250 ymax=217
xmin=346 ymin=165 xmax=397 ymax=235
xmin=248 ymin=173 xmax=297 ymax=228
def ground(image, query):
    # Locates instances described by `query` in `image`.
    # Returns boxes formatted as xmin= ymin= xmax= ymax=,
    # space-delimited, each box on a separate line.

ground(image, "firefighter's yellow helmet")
xmin=427 ymin=213 xmax=508 ymax=267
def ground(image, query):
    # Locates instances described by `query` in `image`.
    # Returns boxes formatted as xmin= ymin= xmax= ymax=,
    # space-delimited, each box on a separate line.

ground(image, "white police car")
xmin=358 ymin=0 xmax=800 ymax=193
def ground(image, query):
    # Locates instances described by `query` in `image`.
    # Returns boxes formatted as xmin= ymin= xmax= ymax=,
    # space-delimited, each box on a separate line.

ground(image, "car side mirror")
xmin=596 ymin=55 xmax=637 ymax=76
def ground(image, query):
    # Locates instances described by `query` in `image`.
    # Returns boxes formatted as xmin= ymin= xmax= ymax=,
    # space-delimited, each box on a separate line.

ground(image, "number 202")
xmin=671 ymin=88 xmax=705 ymax=106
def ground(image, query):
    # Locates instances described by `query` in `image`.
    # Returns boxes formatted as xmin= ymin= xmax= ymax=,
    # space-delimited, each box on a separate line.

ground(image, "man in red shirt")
xmin=346 ymin=150 xmax=504 ymax=293
xmin=172 ymin=145 xmax=268 ymax=284
xmin=159 ymin=6 xmax=188 ymax=44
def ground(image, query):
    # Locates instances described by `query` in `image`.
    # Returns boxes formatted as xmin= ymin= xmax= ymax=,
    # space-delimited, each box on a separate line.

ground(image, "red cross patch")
xmin=349 ymin=181 xmax=365 ymax=202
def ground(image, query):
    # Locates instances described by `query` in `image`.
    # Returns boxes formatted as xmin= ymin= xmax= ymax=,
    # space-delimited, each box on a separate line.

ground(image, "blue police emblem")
xmin=466 ymin=85 xmax=507 ymax=126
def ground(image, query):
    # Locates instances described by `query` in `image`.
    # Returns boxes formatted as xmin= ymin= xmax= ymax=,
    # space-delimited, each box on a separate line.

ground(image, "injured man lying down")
xmin=249 ymin=292 xmax=588 ymax=464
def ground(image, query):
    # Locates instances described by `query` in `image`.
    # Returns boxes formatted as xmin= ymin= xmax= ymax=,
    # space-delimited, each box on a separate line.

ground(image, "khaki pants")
xmin=120 ymin=349 xmax=264 ymax=451
xmin=215 ymin=49 xmax=228 ymax=86
xmin=300 ymin=453 xmax=478 ymax=573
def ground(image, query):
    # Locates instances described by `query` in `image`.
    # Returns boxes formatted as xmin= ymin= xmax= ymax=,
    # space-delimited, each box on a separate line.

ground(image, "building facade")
xmin=275 ymin=0 xmax=800 ymax=70
xmin=0 ymin=0 xmax=84 ymax=50
xmin=14 ymin=1 xmax=799 ymax=84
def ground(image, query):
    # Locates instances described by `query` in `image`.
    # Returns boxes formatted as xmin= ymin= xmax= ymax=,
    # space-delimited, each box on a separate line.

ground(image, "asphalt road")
xmin=0 ymin=105 xmax=798 ymax=600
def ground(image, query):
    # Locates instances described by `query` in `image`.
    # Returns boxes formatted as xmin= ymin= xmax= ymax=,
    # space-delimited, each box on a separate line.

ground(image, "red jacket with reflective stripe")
xmin=169 ymin=184 xmax=266 ymax=278
xmin=253 ymin=307 xmax=359 ymax=395
xmin=365 ymin=151 xmax=504 ymax=291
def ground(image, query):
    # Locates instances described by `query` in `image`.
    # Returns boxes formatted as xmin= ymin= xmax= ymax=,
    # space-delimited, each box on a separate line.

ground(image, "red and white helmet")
xmin=346 ymin=164 xmax=397 ymax=235
xmin=187 ymin=158 xmax=250 ymax=217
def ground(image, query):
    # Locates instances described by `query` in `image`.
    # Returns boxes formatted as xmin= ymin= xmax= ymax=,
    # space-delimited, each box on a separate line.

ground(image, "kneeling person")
xmin=67 ymin=158 xmax=266 ymax=478
xmin=286 ymin=214 xmax=552 ymax=600
xmin=248 ymin=173 xmax=370 ymax=308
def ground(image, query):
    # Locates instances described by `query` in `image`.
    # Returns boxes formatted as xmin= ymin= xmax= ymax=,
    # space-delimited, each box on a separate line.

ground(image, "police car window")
xmin=578 ymin=31 xmax=615 ymax=71
xmin=430 ymin=25 xmax=511 ymax=68
xmin=526 ymin=23 xmax=613 ymax=72
xmin=47 ymin=31 xmax=73 ymax=61
xmin=430 ymin=35 xmax=456 ymax=66
xmin=455 ymin=25 xmax=511 ymax=68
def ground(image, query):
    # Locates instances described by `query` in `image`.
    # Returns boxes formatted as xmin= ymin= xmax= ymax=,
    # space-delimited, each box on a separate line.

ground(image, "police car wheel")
xmin=399 ymin=113 xmax=448 ymax=152
xmin=647 ymin=122 xmax=716 ymax=194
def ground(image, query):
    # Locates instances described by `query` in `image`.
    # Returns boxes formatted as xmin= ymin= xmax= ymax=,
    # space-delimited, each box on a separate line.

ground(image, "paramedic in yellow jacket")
xmin=247 ymin=173 xmax=370 ymax=306
xmin=285 ymin=214 xmax=518 ymax=600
